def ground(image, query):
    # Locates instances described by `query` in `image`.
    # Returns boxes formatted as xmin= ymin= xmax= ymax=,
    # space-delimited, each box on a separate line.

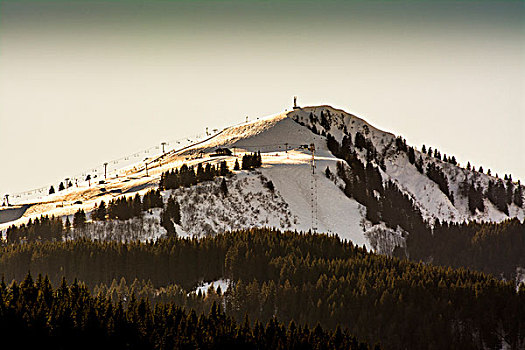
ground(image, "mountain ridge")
xmin=1 ymin=104 xmax=523 ymax=253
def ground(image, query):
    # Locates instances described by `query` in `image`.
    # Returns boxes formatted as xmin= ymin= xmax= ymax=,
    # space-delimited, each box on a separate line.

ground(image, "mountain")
xmin=1 ymin=105 xmax=524 ymax=255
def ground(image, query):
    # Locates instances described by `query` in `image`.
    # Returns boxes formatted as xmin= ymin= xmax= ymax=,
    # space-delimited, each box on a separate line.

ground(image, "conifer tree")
xmin=94 ymin=201 xmax=107 ymax=221
xmin=325 ymin=166 xmax=332 ymax=179
xmin=407 ymin=147 xmax=415 ymax=164
xmin=514 ymin=183 xmax=523 ymax=207
xmin=220 ymin=178 xmax=228 ymax=196
xmin=49 ymin=186 xmax=55 ymax=195
xmin=64 ymin=216 xmax=71 ymax=240
xmin=73 ymin=209 xmax=86 ymax=229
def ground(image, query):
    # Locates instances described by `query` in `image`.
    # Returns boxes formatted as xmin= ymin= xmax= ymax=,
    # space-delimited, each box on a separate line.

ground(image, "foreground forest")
xmin=0 ymin=275 xmax=372 ymax=350
xmin=1 ymin=229 xmax=523 ymax=349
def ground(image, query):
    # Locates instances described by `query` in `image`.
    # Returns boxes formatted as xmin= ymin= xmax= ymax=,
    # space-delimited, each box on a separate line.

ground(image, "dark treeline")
xmin=0 ymin=229 xmax=523 ymax=349
xmin=420 ymin=143 xmax=522 ymax=190
xmin=241 ymin=152 xmax=262 ymax=170
xmin=462 ymin=177 xmax=522 ymax=216
xmin=5 ymin=215 xmax=64 ymax=244
xmin=420 ymin=144 xmax=457 ymax=166
xmin=5 ymin=189 xmax=166 ymax=244
xmin=426 ymin=162 xmax=453 ymax=203
xmin=159 ymin=161 xmax=230 ymax=190
xmin=0 ymin=274 xmax=372 ymax=350
xmin=102 ymin=189 xmax=163 ymax=221
xmin=397 ymin=137 xmax=523 ymax=214
xmin=327 ymin=133 xmax=430 ymax=242
xmin=327 ymin=134 xmax=525 ymax=281
xmin=397 ymin=137 xmax=454 ymax=203
xmin=411 ymin=218 xmax=525 ymax=279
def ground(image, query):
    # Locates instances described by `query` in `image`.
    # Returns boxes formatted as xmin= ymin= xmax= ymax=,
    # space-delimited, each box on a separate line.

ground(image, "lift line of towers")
xmin=3 ymin=97 xmax=318 ymax=231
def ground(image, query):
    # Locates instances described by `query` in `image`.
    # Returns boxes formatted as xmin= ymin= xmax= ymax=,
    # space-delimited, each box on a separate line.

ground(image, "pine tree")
xmin=160 ymin=210 xmax=175 ymax=236
xmin=166 ymin=196 xmax=181 ymax=225
xmin=94 ymin=201 xmax=107 ymax=221
xmin=49 ymin=186 xmax=55 ymax=195
xmin=514 ymin=183 xmax=523 ymax=207
xmin=407 ymin=147 xmax=415 ymax=164
xmin=415 ymin=156 xmax=424 ymax=173
xmin=64 ymin=216 xmax=71 ymax=240
xmin=58 ymin=182 xmax=65 ymax=191
xmin=73 ymin=209 xmax=86 ymax=229
xmin=219 ymin=161 xmax=229 ymax=176
xmin=325 ymin=166 xmax=332 ymax=179
xmin=132 ymin=194 xmax=142 ymax=217
xmin=220 ymin=178 xmax=228 ymax=196
xmin=234 ymin=159 xmax=240 ymax=171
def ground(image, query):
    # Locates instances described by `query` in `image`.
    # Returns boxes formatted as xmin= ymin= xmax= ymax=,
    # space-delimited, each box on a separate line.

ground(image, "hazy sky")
xmin=1 ymin=0 xmax=524 ymax=196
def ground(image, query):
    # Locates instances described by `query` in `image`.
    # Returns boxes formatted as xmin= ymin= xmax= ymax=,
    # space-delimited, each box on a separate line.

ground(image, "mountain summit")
xmin=1 ymin=105 xmax=523 ymax=254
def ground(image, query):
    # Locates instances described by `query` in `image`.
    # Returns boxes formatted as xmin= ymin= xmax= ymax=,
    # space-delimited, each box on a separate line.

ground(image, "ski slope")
xmin=1 ymin=105 xmax=523 ymax=250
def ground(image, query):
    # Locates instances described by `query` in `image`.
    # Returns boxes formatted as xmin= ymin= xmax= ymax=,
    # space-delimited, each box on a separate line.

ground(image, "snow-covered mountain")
xmin=1 ymin=105 xmax=523 ymax=252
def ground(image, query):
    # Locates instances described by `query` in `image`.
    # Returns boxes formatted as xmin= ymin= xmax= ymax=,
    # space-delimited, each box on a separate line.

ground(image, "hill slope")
xmin=1 ymin=105 xmax=523 ymax=253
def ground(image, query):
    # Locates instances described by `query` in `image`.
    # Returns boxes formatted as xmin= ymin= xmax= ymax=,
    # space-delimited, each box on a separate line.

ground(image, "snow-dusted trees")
xmin=467 ymin=181 xmax=484 ymax=214
xmin=426 ymin=163 xmax=453 ymax=204
xmin=220 ymin=178 xmax=228 ymax=196
xmin=514 ymin=182 xmax=524 ymax=207
xmin=487 ymin=180 xmax=509 ymax=215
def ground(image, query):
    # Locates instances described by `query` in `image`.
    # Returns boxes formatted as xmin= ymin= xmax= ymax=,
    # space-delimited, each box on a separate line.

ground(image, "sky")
xmin=0 ymin=0 xmax=524 ymax=197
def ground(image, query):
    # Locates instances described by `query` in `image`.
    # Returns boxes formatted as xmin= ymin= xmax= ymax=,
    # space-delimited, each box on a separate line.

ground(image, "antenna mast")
xmin=308 ymin=143 xmax=318 ymax=231
xmin=293 ymin=96 xmax=300 ymax=109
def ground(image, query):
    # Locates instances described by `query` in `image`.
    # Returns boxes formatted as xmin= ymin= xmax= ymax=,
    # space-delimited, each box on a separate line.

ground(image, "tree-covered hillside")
xmin=1 ymin=229 xmax=523 ymax=349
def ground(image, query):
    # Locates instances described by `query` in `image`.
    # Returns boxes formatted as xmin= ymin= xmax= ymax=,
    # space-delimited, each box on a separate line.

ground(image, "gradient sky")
xmin=1 ymin=0 xmax=524 ymax=196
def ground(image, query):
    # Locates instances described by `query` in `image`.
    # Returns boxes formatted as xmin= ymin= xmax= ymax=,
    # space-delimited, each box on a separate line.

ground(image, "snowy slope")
xmin=286 ymin=106 xmax=525 ymax=225
xmin=1 ymin=104 xmax=523 ymax=251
